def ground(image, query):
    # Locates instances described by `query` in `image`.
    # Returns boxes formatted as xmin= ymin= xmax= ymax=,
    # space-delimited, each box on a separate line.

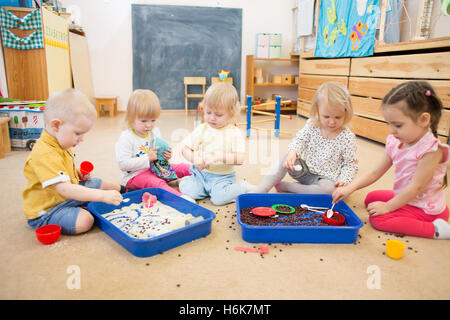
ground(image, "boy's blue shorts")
xmin=27 ymin=178 xmax=103 ymax=235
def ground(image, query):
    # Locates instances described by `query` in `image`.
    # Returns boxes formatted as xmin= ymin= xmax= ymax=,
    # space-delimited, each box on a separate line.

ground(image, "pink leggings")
xmin=365 ymin=190 xmax=449 ymax=239
xmin=126 ymin=163 xmax=191 ymax=197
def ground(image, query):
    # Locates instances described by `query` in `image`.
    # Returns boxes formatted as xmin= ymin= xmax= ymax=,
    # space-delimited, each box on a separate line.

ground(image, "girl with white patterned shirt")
xmin=251 ymin=82 xmax=358 ymax=194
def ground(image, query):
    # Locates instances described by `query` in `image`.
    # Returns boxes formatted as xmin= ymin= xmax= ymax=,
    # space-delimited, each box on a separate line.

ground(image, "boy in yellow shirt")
xmin=23 ymin=89 xmax=123 ymax=235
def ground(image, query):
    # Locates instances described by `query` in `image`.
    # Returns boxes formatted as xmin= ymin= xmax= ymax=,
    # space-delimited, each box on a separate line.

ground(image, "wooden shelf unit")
xmin=1 ymin=7 xmax=72 ymax=101
xmin=297 ymin=37 xmax=450 ymax=144
xmin=246 ymin=55 xmax=299 ymax=111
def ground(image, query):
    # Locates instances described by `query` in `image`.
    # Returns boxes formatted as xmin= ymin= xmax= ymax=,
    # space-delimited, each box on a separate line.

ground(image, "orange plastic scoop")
xmin=234 ymin=244 xmax=269 ymax=254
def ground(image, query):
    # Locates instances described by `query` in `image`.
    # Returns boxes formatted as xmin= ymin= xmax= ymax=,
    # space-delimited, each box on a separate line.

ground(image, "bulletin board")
xmin=131 ymin=4 xmax=242 ymax=110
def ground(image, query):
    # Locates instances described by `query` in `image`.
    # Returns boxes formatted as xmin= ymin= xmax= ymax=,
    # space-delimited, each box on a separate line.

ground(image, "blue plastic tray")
xmin=236 ymin=193 xmax=363 ymax=244
xmin=87 ymin=188 xmax=215 ymax=257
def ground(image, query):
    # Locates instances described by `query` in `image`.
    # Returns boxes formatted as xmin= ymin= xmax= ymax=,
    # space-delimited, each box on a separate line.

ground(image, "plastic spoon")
xmin=234 ymin=244 xmax=269 ymax=254
xmin=327 ymin=203 xmax=336 ymax=218
xmin=300 ymin=204 xmax=330 ymax=211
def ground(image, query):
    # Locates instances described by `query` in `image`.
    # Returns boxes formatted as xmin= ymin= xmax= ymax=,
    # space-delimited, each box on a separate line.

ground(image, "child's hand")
xmin=147 ymin=146 xmax=160 ymax=162
xmin=162 ymin=148 xmax=172 ymax=161
xmin=103 ymin=190 xmax=123 ymax=206
xmin=77 ymin=169 xmax=92 ymax=181
xmin=367 ymin=201 xmax=390 ymax=216
xmin=332 ymin=184 xmax=352 ymax=204
xmin=192 ymin=152 xmax=208 ymax=170
xmin=283 ymin=150 xmax=297 ymax=172
xmin=335 ymin=181 xmax=347 ymax=188
xmin=203 ymin=153 xmax=220 ymax=166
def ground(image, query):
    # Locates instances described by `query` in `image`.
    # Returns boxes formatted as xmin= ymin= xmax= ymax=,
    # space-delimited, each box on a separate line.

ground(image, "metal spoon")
xmin=326 ymin=203 xmax=336 ymax=218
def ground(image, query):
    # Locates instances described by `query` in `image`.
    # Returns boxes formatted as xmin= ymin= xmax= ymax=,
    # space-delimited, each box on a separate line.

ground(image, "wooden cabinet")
xmin=1 ymin=7 xmax=72 ymax=101
xmin=246 ymin=54 xmax=298 ymax=111
xmin=297 ymin=37 xmax=450 ymax=144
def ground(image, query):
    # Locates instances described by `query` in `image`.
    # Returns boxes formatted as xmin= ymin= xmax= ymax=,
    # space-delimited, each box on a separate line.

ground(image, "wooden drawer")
xmin=351 ymin=96 xmax=450 ymax=136
xmin=300 ymin=58 xmax=350 ymax=76
xmin=297 ymin=100 xmax=311 ymax=118
xmin=299 ymin=74 xmax=348 ymax=89
xmin=350 ymin=52 xmax=450 ymax=79
xmin=298 ymin=87 xmax=316 ymax=103
xmin=349 ymin=77 xmax=450 ymax=107
xmin=348 ymin=116 xmax=390 ymax=144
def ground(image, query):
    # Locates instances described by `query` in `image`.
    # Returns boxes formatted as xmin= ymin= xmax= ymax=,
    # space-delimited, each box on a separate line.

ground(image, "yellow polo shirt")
xmin=183 ymin=123 xmax=245 ymax=175
xmin=23 ymin=129 xmax=80 ymax=220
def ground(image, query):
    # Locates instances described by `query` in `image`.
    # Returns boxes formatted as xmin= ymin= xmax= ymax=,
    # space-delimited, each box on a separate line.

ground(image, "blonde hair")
xmin=201 ymin=82 xmax=240 ymax=120
xmin=125 ymin=89 xmax=161 ymax=127
xmin=310 ymin=82 xmax=353 ymax=126
xmin=44 ymin=88 xmax=97 ymax=125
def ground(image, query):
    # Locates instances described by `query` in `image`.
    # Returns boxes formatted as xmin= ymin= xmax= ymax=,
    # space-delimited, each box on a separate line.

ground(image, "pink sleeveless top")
xmin=386 ymin=132 xmax=449 ymax=215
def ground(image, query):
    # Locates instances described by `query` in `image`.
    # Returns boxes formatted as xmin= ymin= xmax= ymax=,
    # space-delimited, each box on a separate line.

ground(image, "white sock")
xmin=239 ymin=180 xmax=257 ymax=193
xmin=181 ymin=194 xmax=196 ymax=203
xmin=433 ymin=219 xmax=450 ymax=239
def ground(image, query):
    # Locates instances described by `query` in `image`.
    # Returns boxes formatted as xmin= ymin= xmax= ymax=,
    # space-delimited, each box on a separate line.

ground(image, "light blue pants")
xmin=179 ymin=166 xmax=244 ymax=206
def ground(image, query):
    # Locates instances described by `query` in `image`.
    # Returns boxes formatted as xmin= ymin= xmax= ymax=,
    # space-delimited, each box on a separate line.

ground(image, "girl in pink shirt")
xmin=333 ymin=81 xmax=450 ymax=239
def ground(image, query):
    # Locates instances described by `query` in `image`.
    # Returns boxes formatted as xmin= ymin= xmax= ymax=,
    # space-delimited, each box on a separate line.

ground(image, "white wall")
xmin=59 ymin=0 xmax=298 ymax=110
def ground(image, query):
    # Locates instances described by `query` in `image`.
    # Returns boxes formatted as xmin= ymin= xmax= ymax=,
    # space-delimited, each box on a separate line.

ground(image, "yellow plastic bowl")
xmin=386 ymin=239 xmax=405 ymax=260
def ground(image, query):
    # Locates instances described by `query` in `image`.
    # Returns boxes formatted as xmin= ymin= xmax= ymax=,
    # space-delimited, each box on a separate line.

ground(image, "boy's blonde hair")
xmin=126 ymin=89 xmax=161 ymax=127
xmin=201 ymin=82 xmax=240 ymax=120
xmin=310 ymin=82 xmax=353 ymax=126
xmin=44 ymin=88 xmax=97 ymax=125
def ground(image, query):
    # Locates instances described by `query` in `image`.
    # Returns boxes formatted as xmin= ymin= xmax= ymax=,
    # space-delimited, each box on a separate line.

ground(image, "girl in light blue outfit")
xmin=179 ymin=82 xmax=252 ymax=205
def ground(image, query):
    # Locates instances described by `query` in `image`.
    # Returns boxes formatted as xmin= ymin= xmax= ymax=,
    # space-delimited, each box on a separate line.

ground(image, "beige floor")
xmin=1 ymin=111 xmax=449 ymax=300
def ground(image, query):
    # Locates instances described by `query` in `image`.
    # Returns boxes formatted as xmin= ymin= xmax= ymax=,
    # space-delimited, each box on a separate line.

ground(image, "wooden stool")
xmin=0 ymin=117 xmax=11 ymax=159
xmin=95 ymin=96 xmax=118 ymax=117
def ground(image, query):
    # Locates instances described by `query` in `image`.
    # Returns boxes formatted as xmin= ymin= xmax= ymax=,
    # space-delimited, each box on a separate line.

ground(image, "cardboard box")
xmin=273 ymin=75 xmax=282 ymax=84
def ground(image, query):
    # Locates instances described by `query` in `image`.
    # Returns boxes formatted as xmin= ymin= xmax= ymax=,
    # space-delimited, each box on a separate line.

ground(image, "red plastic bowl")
xmin=36 ymin=225 xmax=61 ymax=245
xmin=322 ymin=211 xmax=345 ymax=226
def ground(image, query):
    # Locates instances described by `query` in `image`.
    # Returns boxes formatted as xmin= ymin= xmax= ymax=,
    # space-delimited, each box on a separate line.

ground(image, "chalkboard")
xmin=132 ymin=4 xmax=242 ymax=110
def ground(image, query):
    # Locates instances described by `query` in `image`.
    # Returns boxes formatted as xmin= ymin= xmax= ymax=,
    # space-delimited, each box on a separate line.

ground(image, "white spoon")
xmin=300 ymin=204 xmax=329 ymax=211
xmin=326 ymin=203 xmax=336 ymax=218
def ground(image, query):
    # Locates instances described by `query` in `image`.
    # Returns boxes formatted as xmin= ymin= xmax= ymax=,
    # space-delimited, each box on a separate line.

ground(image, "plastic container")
xmin=79 ymin=161 xmax=94 ymax=176
xmin=236 ymin=193 xmax=363 ymax=244
xmin=386 ymin=239 xmax=405 ymax=260
xmin=36 ymin=224 xmax=61 ymax=245
xmin=86 ymin=188 xmax=215 ymax=257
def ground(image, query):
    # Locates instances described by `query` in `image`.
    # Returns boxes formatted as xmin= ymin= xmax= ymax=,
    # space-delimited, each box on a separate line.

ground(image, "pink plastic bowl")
xmin=36 ymin=225 xmax=61 ymax=245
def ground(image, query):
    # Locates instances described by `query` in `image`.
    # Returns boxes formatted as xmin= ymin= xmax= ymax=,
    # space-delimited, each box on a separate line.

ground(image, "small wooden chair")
xmin=95 ymin=96 xmax=118 ymax=117
xmin=184 ymin=77 xmax=206 ymax=113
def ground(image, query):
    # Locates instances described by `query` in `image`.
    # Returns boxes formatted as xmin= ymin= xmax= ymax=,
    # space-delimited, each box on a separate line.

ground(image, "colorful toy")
xmin=272 ymin=204 xmax=295 ymax=214
xmin=218 ymin=69 xmax=230 ymax=81
xmin=234 ymin=244 xmax=269 ymax=254
xmin=35 ymin=224 xmax=61 ymax=245
xmin=386 ymin=239 xmax=406 ymax=260
xmin=142 ymin=192 xmax=157 ymax=208
xmin=235 ymin=95 xmax=293 ymax=139
xmin=150 ymin=137 xmax=178 ymax=181
xmin=251 ymin=207 xmax=276 ymax=217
